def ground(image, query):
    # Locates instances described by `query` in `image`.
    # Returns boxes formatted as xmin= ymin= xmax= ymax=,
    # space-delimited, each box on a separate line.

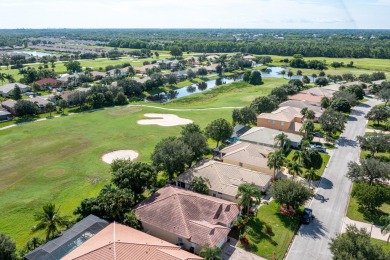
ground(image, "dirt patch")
xmin=137 ymin=113 xmax=193 ymax=127
xmin=108 ymin=106 xmax=142 ymax=116
xmin=101 ymin=150 xmax=139 ymax=164
xmin=44 ymin=169 xmax=66 ymax=178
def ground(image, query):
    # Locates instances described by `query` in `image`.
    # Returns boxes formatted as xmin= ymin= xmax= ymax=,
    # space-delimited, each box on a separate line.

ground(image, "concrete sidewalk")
xmin=341 ymin=217 xmax=389 ymax=241
xmin=365 ymin=128 xmax=390 ymax=134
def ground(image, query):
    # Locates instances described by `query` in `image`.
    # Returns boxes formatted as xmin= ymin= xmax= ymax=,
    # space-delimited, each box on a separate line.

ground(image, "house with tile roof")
xmin=35 ymin=78 xmax=59 ymax=87
xmin=134 ymin=185 xmax=240 ymax=254
xmin=174 ymin=160 xmax=271 ymax=202
xmin=257 ymin=106 xmax=303 ymax=134
xmin=239 ymin=127 xmax=302 ymax=148
xmin=220 ymin=141 xmax=275 ymax=175
xmin=279 ymin=100 xmax=324 ymax=120
xmin=0 ymin=83 xmax=32 ymax=97
xmin=301 ymin=87 xmax=335 ymax=98
xmin=288 ymin=93 xmax=323 ymax=104
xmin=63 ymin=222 xmax=202 ymax=260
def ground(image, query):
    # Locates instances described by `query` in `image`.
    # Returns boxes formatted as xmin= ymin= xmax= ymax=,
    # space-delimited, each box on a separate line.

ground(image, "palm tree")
xmin=45 ymin=102 xmax=55 ymax=118
xmin=300 ymin=120 xmax=315 ymax=140
xmin=304 ymin=168 xmax=317 ymax=187
xmin=267 ymin=149 xmax=285 ymax=179
xmin=199 ymin=244 xmax=222 ymax=260
xmin=380 ymin=215 xmax=390 ymax=244
xmin=5 ymin=74 xmax=15 ymax=83
xmin=31 ymin=203 xmax=68 ymax=241
xmin=287 ymin=160 xmax=303 ymax=179
xmin=235 ymin=183 xmax=261 ymax=215
xmin=292 ymin=150 xmax=304 ymax=164
xmin=274 ymin=133 xmax=291 ymax=151
xmin=280 ymin=70 xmax=286 ymax=78
xmin=0 ymin=72 xmax=6 ymax=85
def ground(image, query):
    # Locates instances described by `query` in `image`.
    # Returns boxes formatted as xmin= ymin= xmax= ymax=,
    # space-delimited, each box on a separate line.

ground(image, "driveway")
xmin=286 ymin=99 xmax=381 ymax=260
xmin=220 ymin=238 xmax=267 ymax=260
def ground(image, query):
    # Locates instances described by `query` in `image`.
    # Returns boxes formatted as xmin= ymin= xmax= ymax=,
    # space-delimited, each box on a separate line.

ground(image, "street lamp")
xmin=370 ymin=222 xmax=374 ymax=236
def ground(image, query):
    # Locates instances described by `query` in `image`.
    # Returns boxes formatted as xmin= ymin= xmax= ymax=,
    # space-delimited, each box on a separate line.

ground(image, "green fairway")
xmin=0 ymin=105 xmax=233 ymax=248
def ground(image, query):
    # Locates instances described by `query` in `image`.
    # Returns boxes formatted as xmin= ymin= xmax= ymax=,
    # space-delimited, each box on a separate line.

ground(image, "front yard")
xmin=238 ymin=201 xmax=301 ymax=260
xmin=286 ymin=150 xmax=330 ymax=179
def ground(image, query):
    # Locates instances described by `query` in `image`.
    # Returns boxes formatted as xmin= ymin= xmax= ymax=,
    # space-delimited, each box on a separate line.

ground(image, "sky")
xmin=1 ymin=0 xmax=389 ymax=29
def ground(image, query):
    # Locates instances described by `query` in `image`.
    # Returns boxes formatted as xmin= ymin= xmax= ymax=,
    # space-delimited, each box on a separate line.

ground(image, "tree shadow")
xmin=336 ymin=137 xmax=358 ymax=147
xmin=313 ymin=193 xmax=330 ymax=203
xmin=246 ymin=218 xmax=278 ymax=246
xmin=357 ymin=103 xmax=370 ymax=108
xmin=350 ymin=109 xmax=365 ymax=116
xmin=15 ymin=115 xmax=39 ymax=124
xmin=318 ymin=177 xmax=333 ymax=189
xmin=297 ymin=218 xmax=328 ymax=240
xmin=359 ymin=206 xmax=389 ymax=225
xmin=347 ymin=116 xmax=357 ymax=121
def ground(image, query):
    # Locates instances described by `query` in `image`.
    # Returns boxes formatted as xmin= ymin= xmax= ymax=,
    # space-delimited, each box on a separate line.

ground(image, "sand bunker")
xmin=101 ymin=150 xmax=139 ymax=164
xmin=137 ymin=113 xmax=193 ymax=127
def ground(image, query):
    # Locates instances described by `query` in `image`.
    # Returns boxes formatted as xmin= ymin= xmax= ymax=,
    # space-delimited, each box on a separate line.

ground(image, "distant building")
xmin=257 ymin=106 xmax=303 ymax=134
xmin=0 ymin=83 xmax=32 ymax=97
xmin=288 ymin=93 xmax=323 ymax=104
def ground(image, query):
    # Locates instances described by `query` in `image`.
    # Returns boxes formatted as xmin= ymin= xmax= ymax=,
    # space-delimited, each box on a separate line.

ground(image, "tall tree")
xmin=31 ymin=203 xmax=68 ymax=241
xmin=300 ymin=120 xmax=315 ymax=141
xmin=287 ymin=160 xmax=303 ymax=179
xmin=151 ymin=137 xmax=193 ymax=181
xmin=329 ymin=225 xmax=389 ymax=260
xmin=352 ymin=182 xmax=390 ymax=212
xmin=365 ymin=106 xmax=390 ymax=125
xmin=249 ymin=71 xmax=263 ymax=85
xmin=267 ymin=149 xmax=285 ymax=179
xmin=304 ymin=167 xmax=317 ymax=187
xmin=45 ymin=102 xmax=55 ymax=118
xmin=181 ymin=131 xmax=209 ymax=166
xmin=170 ymin=46 xmax=183 ymax=58
xmin=270 ymin=179 xmax=313 ymax=210
xmin=64 ymin=60 xmax=82 ymax=74
xmin=274 ymin=133 xmax=291 ymax=151
xmin=250 ymin=96 xmax=276 ymax=114
xmin=347 ymin=158 xmax=390 ymax=185
xmin=320 ymin=96 xmax=331 ymax=109
xmin=205 ymin=118 xmax=233 ymax=147
xmin=111 ymin=160 xmax=157 ymax=201
xmin=0 ymin=233 xmax=16 ymax=260
xmin=235 ymin=183 xmax=261 ymax=215
xmin=13 ymin=85 xmax=22 ymax=100
xmin=357 ymin=133 xmax=390 ymax=157
xmin=319 ymin=110 xmax=345 ymax=138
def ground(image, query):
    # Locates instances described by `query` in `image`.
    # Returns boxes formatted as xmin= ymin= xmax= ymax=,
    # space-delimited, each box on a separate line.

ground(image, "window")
xmin=272 ymin=120 xmax=276 ymax=125
xmin=281 ymin=121 xmax=285 ymax=126
xmin=213 ymin=193 xmax=216 ymax=197
xmin=178 ymin=237 xmax=183 ymax=245
xmin=239 ymin=162 xmax=243 ymax=167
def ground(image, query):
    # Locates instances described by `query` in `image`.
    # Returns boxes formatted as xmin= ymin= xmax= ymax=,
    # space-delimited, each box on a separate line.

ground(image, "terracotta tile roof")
xmin=62 ymin=222 xmax=202 ymax=260
xmin=1 ymin=99 xmax=17 ymax=108
xmin=239 ymin=127 xmax=302 ymax=147
xmin=279 ymin=100 xmax=323 ymax=118
xmin=35 ymin=78 xmax=59 ymax=86
xmin=220 ymin=142 xmax=274 ymax=172
xmin=322 ymin=84 xmax=342 ymax=92
xmin=257 ymin=106 xmax=303 ymax=122
xmin=134 ymin=186 xmax=239 ymax=247
xmin=301 ymin=87 xmax=335 ymax=98
xmin=288 ymin=93 xmax=322 ymax=103
xmin=175 ymin=160 xmax=272 ymax=196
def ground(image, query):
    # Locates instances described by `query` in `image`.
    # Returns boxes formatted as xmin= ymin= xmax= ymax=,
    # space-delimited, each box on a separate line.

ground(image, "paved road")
xmin=286 ymin=99 xmax=381 ymax=260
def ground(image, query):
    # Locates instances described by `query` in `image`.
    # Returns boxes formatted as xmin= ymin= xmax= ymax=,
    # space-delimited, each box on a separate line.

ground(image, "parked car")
xmin=302 ymin=208 xmax=314 ymax=224
xmin=309 ymin=144 xmax=326 ymax=153
xmin=313 ymin=132 xmax=323 ymax=138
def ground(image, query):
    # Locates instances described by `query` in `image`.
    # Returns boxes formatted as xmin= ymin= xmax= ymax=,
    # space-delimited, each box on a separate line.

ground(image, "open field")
xmin=0 ymin=105 xmax=232 ymax=247
xmin=242 ymin=201 xmax=301 ymax=260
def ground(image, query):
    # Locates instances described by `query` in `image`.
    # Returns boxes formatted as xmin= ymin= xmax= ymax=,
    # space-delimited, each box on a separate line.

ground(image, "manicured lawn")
xmin=347 ymin=186 xmax=390 ymax=225
xmin=371 ymin=238 xmax=390 ymax=254
xmin=286 ymin=150 xmax=330 ymax=179
xmin=240 ymin=201 xmax=301 ymax=260
xmin=0 ymin=105 xmax=232 ymax=248
xmin=164 ymin=78 xmax=286 ymax=108
xmin=367 ymin=120 xmax=388 ymax=131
